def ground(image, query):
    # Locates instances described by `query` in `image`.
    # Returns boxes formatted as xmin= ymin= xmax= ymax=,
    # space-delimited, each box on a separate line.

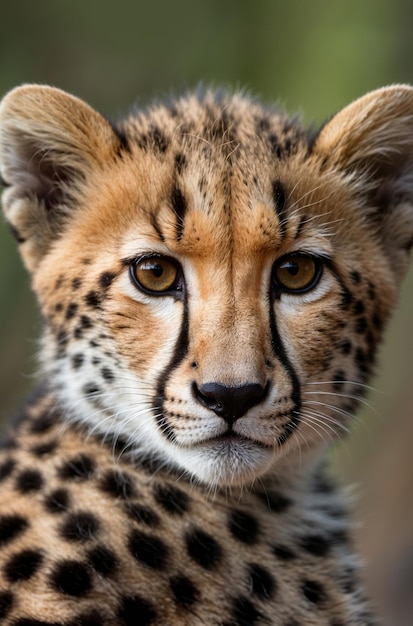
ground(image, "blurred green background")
xmin=0 ymin=1 xmax=412 ymax=622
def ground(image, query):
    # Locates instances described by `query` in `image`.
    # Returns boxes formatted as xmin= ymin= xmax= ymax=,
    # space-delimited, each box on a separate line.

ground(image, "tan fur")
xmin=0 ymin=84 xmax=412 ymax=624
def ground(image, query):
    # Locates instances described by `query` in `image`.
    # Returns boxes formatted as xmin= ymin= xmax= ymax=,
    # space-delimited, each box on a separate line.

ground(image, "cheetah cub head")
xmin=1 ymin=85 xmax=413 ymax=486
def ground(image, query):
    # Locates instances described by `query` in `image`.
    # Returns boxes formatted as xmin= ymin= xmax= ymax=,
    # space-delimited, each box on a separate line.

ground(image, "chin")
xmin=172 ymin=437 xmax=276 ymax=488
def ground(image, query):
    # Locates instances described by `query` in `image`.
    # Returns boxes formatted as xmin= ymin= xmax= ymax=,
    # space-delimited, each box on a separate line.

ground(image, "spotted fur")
xmin=0 ymin=84 xmax=413 ymax=624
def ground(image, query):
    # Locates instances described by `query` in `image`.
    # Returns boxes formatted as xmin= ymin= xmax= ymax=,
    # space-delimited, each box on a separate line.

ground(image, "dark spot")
xmin=350 ymin=270 xmax=361 ymax=284
xmin=332 ymin=371 xmax=345 ymax=392
xmin=44 ymin=488 xmax=71 ymax=513
xmin=248 ymin=563 xmax=276 ymax=600
xmin=99 ymin=469 xmax=136 ymax=499
xmin=124 ymin=503 xmax=160 ymax=527
xmin=170 ymin=573 xmax=199 ymax=608
xmin=0 ymin=458 xmax=16 ymax=482
xmin=355 ymin=317 xmax=368 ymax=334
xmin=29 ymin=412 xmax=55 ymax=434
xmin=83 ymin=382 xmax=101 ymax=396
xmin=99 ymin=271 xmax=116 ymax=290
xmin=372 ymin=312 xmax=383 ymax=331
xmin=128 ymin=529 xmax=169 ymax=569
xmin=59 ymin=455 xmax=95 ymax=480
xmin=227 ymin=595 xmax=262 ymax=626
xmin=65 ymin=302 xmax=78 ymax=320
xmin=302 ymin=579 xmax=326 ymax=605
xmin=80 ymin=315 xmax=92 ymax=329
xmin=174 ymin=152 xmax=186 ymax=174
xmin=118 ymin=595 xmax=157 ymax=626
xmin=260 ymin=491 xmax=292 ymax=513
xmin=186 ymin=527 xmax=222 ymax=569
xmin=273 ymin=179 xmax=286 ymax=220
xmin=85 ymin=291 xmax=101 ymax=308
xmin=72 ymin=353 xmax=85 ymax=369
xmin=59 ymin=511 xmax=100 ymax=542
xmin=15 ymin=468 xmax=43 ymax=493
xmin=171 ymin=185 xmax=187 ymax=241
xmin=4 ymin=548 xmax=43 ymax=582
xmin=72 ymin=277 xmax=82 ymax=290
xmin=30 ymin=439 xmax=58 ymax=456
xmin=354 ymin=300 xmax=364 ymax=315
xmin=150 ymin=125 xmax=168 ymax=152
xmin=368 ymin=282 xmax=376 ymax=300
xmin=101 ymin=367 xmax=115 ymax=382
xmin=88 ymin=544 xmax=118 ymax=577
xmin=153 ymin=483 xmax=189 ymax=515
xmin=229 ymin=510 xmax=259 ymax=544
xmin=272 ymin=544 xmax=296 ymax=560
xmin=0 ymin=590 xmax=13 ymax=619
xmin=299 ymin=534 xmax=332 ymax=557
xmin=51 ymin=559 xmax=92 ymax=597
xmin=339 ymin=339 xmax=352 ymax=355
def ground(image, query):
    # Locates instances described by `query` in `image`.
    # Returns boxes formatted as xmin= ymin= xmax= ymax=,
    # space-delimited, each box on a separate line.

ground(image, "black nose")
xmin=193 ymin=381 xmax=268 ymax=424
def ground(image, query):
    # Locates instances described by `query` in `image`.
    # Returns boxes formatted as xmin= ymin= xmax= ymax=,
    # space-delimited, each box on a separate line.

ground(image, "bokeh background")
xmin=0 ymin=1 xmax=412 ymax=623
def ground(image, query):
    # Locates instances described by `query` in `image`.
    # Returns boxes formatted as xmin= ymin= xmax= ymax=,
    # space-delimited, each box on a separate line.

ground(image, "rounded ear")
xmin=0 ymin=85 xmax=122 ymax=270
xmin=313 ymin=85 xmax=413 ymax=279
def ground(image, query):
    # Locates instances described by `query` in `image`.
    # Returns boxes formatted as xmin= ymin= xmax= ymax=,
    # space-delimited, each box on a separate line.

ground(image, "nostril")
xmin=192 ymin=381 xmax=269 ymax=423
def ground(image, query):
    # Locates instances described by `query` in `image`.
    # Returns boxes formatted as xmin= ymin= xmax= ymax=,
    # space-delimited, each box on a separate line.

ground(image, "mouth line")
xmin=199 ymin=431 xmax=272 ymax=450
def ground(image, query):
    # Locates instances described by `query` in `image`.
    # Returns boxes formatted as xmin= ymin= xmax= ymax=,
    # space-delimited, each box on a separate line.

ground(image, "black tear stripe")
xmin=272 ymin=180 xmax=287 ymax=240
xmin=153 ymin=301 xmax=189 ymax=441
xmin=171 ymin=185 xmax=187 ymax=242
xmin=268 ymin=299 xmax=301 ymax=445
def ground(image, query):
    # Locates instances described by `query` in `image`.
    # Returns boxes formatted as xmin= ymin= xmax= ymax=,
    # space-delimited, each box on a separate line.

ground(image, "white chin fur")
xmin=167 ymin=439 xmax=276 ymax=487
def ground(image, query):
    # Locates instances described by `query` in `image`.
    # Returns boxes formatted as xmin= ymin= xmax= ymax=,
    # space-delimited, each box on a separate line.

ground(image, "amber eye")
xmin=130 ymin=256 xmax=181 ymax=294
xmin=272 ymin=254 xmax=322 ymax=293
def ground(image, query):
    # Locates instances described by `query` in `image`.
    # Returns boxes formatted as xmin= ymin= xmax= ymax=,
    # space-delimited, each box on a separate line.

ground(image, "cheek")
xmin=105 ymin=297 xmax=183 ymax=379
xmin=277 ymin=304 xmax=348 ymax=376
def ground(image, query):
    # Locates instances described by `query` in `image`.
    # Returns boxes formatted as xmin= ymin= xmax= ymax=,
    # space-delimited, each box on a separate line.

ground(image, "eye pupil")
xmin=152 ymin=264 xmax=164 ymax=278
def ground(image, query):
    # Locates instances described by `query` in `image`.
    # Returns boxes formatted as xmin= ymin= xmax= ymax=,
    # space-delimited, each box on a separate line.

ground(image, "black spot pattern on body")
xmin=29 ymin=412 xmax=55 ymax=434
xmin=260 ymin=491 xmax=292 ymax=513
xmin=128 ymin=529 xmax=169 ymax=569
xmin=15 ymin=468 xmax=43 ymax=492
xmin=0 ymin=514 xmax=28 ymax=546
xmin=0 ymin=590 xmax=13 ymax=619
xmin=59 ymin=511 xmax=100 ymax=542
xmin=118 ymin=595 xmax=157 ymax=626
xmin=51 ymin=559 xmax=92 ymax=596
xmin=100 ymin=469 xmax=136 ymax=499
xmin=72 ymin=353 xmax=85 ymax=369
xmin=85 ymin=291 xmax=101 ymax=308
xmin=229 ymin=510 xmax=259 ymax=544
xmin=65 ymin=302 xmax=78 ymax=319
xmin=4 ymin=548 xmax=43 ymax=582
xmin=0 ymin=458 xmax=16 ymax=482
xmin=171 ymin=185 xmax=187 ymax=241
xmin=153 ymin=483 xmax=189 ymax=515
xmin=59 ymin=455 xmax=95 ymax=480
xmin=30 ymin=439 xmax=58 ymax=456
xmin=44 ymin=488 xmax=71 ymax=513
xmin=302 ymin=579 xmax=326 ymax=605
xmin=186 ymin=528 xmax=222 ymax=569
xmin=299 ymin=534 xmax=332 ymax=557
xmin=226 ymin=596 xmax=262 ymax=626
xmin=272 ymin=544 xmax=296 ymax=560
xmin=248 ymin=563 xmax=276 ymax=600
xmin=101 ymin=366 xmax=115 ymax=382
xmin=170 ymin=573 xmax=199 ymax=608
xmin=124 ymin=503 xmax=160 ymax=527
xmin=88 ymin=544 xmax=118 ymax=576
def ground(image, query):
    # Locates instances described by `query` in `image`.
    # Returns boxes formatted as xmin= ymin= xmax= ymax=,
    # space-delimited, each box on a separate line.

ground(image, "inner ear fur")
xmin=313 ymin=85 xmax=413 ymax=278
xmin=0 ymin=85 xmax=120 ymax=270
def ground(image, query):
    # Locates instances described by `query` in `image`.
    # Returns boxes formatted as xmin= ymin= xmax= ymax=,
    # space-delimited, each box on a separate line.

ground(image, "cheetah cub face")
xmin=1 ymin=86 xmax=413 ymax=486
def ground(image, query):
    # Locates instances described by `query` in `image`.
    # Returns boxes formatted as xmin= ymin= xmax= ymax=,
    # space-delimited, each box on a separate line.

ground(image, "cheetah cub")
xmin=0 ymin=84 xmax=412 ymax=626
